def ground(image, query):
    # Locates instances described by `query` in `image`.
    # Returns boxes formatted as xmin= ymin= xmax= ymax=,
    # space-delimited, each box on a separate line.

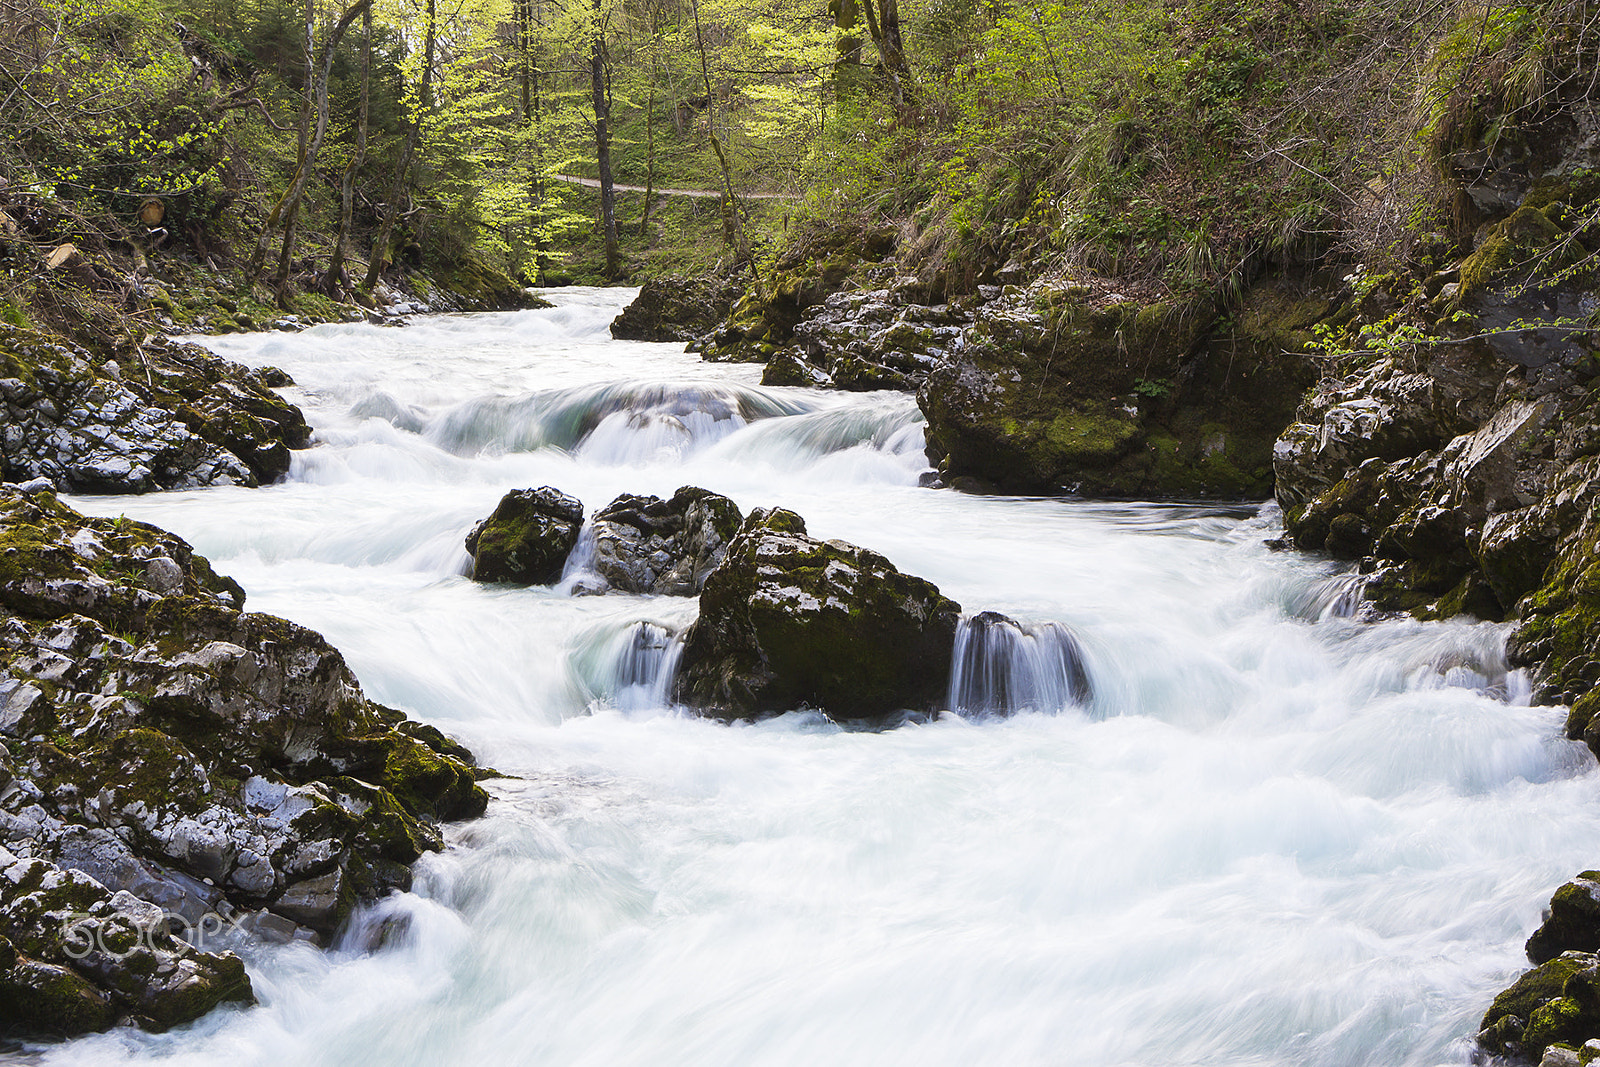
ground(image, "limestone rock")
xmin=0 ymin=486 xmax=489 ymax=1034
xmin=592 ymin=487 xmax=744 ymax=596
xmin=675 ymin=508 xmax=961 ymax=722
xmin=0 ymin=846 xmax=252 ymax=1035
xmin=0 ymin=324 xmax=309 ymax=492
xmin=611 ymin=275 xmax=745 ymax=343
xmin=466 ymin=486 xmax=584 ymax=585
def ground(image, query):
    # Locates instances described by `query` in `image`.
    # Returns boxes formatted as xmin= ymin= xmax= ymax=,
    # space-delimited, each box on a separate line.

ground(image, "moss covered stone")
xmin=465 ymin=486 xmax=585 ymax=585
xmin=675 ymin=508 xmax=961 ymax=723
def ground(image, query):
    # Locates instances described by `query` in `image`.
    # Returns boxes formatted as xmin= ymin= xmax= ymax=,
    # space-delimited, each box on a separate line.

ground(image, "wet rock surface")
xmin=1480 ymin=874 xmax=1600 ymax=1064
xmin=591 ymin=487 xmax=744 ymax=596
xmin=0 ymin=485 xmax=488 ymax=1035
xmin=466 ymin=486 xmax=585 ymax=585
xmin=0 ymin=324 xmax=309 ymax=493
xmin=674 ymin=507 xmax=961 ymax=723
xmin=610 ymin=276 xmax=745 ymax=344
xmin=757 ymin=288 xmax=968 ymax=392
xmin=917 ymin=276 xmax=1321 ymax=496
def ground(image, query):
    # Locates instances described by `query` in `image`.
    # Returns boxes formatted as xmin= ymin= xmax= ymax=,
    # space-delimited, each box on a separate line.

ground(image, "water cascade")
xmin=40 ymin=286 xmax=1599 ymax=1067
xmin=947 ymin=611 xmax=1093 ymax=717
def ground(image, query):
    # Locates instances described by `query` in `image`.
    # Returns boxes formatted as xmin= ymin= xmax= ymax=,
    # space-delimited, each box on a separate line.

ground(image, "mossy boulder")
xmin=919 ymin=275 xmax=1320 ymax=496
xmin=611 ymin=275 xmax=745 ymax=343
xmin=1460 ymin=206 xmax=1569 ymax=299
xmin=1529 ymin=875 xmax=1600 ymax=966
xmin=1481 ymin=953 xmax=1600 ymax=1063
xmin=465 ymin=486 xmax=585 ymax=585
xmin=675 ymin=508 xmax=961 ymax=722
xmin=0 ymin=484 xmax=489 ymax=1034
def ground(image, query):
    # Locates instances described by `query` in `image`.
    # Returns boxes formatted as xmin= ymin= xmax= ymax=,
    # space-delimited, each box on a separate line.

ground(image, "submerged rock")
xmin=674 ymin=508 xmax=961 ymax=722
xmin=0 ymin=324 xmax=309 ymax=492
xmin=591 ymin=487 xmax=743 ymax=595
xmin=466 ymin=486 xmax=584 ymax=584
xmin=0 ymin=485 xmax=488 ymax=1034
xmin=947 ymin=611 xmax=1092 ymax=717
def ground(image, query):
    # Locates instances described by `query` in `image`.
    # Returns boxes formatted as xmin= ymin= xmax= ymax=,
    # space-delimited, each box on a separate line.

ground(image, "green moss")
xmin=1042 ymin=410 xmax=1140 ymax=463
xmin=1460 ymin=207 xmax=1565 ymax=296
xmin=1525 ymin=995 xmax=1599 ymax=1061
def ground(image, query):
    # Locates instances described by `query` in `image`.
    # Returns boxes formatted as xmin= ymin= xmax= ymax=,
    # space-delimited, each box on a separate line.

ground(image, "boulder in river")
xmin=674 ymin=508 xmax=961 ymax=722
xmin=0 ymin=485 xmax=489 ymax=1034
xmin=610 ymin=276 xmax=745 ymax=344
xmin=917 ymin=276 xmax=1321 ymax=496
xmin=466 ymin=486 xmax=584 ymax=584
xmin=592 ymin=486 xmax=744 ymax=596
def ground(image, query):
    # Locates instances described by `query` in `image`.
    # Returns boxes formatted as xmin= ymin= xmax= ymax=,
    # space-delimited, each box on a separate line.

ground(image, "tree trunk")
xmin=858 ymin=0 xmax=908 ymax=109
xmin=324 ymin=3 xmax=371 ymax=297
xmin=689 ymin=0 xmax=754 ymax=281
xmin=591 ymin=0 xmax=620 ymax=280
xmin=363 ymin=0 xmax=436 ymax=291
xmin=638 ymin=87 xmax=655 ymax=237
xmin=246 ymin=0 xmax=372 ymax=283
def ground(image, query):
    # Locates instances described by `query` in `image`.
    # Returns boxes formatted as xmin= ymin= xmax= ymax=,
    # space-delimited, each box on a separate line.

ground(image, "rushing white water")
xmin=40 ymin=287 xmax=1600 ymax=1067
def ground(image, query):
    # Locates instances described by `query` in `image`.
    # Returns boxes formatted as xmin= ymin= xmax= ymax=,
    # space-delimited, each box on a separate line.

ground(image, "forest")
xmin=1 ymin=0 xmax=1589 ymax=329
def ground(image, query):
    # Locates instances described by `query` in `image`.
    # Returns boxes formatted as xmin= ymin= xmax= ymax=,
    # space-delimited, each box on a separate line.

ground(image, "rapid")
xmin=44 ymin=286 xmax=1600 ymax=1067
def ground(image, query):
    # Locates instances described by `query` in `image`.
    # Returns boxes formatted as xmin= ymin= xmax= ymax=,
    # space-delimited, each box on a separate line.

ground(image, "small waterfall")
xmin=556 ymin=524 xmax=608 ymax=596
xmin=948 ymin=611 xmax=1093 ymax=718
xmin=1283 ymin=572 xmax=1369 ymax=622
xmin=571 ymin=621 xmax=685 ymax=712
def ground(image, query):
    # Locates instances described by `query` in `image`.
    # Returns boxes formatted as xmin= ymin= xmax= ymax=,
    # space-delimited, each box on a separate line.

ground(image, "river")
xmin=45 ymin=286 xmax=1600 ymax=1066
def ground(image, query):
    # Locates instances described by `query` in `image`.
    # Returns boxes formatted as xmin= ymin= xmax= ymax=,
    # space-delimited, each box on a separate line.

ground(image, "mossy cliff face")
xmin=917 ymin=275 xmax=1322 ymax=496
xmin=0 ymin=485 xmax=488 ymax=1035
xmin=674 ymin=508 xmax=961 ymax=723
xmin=0 ymin=323 xmax=310 ymax=492
xmin=1276 ymin=172 xmax=1599 ymax=628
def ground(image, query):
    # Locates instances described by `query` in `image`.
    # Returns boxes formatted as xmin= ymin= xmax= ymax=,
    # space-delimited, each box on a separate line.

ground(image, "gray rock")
xmin=592 ymin=487 xmax=743 ymax=595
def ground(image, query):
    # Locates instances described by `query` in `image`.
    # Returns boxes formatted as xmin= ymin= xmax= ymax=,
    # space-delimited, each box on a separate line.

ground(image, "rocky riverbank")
xmin=0 ymin=485 xmax=489 ymax=1036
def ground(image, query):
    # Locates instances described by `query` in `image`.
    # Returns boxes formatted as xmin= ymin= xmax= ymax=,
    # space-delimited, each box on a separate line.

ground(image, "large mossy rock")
xmin=0 ymin=324 xmax=310 ymax=492
xmin=1479 ymin=870 xmax=1600 ymax=1066
xmin=610 ymin=276 xmax=745 ymax=343
xmin=917 ymin=276 xmax=1321 ymax=496
xmin=592 ymin=486 xmax=743 ymax=596
xmin=674 ymin=508 xmax=961 ymax=722
xmin=465 ymin=486 xmax=584 ymax=585
xmin=0 ymin=848 xmax=253 ymax=1035
xmin=1479 ymin=951 xmax=1600 ymax=1063
xmin=0 ymin=486 xmax=488 ymax=1033
xmin=1528 ymin=874 xmax=1600 ymax=966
